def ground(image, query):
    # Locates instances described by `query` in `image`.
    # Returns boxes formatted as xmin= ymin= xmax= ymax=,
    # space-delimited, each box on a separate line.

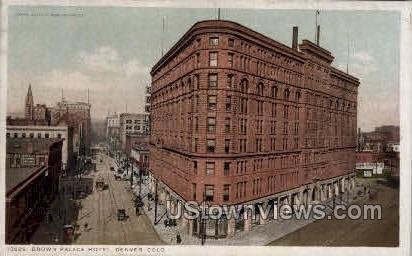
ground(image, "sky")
xmin=7 ymin=6 xmax=400 ymax=131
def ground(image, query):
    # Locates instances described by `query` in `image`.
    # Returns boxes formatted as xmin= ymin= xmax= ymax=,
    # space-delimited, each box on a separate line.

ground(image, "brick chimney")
xmin=292 ymin=26 xmax=298 ymax=50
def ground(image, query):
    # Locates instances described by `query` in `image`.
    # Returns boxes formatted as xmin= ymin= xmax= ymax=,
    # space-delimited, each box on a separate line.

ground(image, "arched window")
xmin=240 ymin=79 xmax=248 ymax=93
xmin=284 ymin=89 xmax=290 ymax=101
xmin=257 ymin=82 xmax=264 ymax=96
xmin=188 ymin=77 xmax=192 ymax=90
xmin=295 ymin=91 xmax=301 ymax=103
xmin=272 ymin=86 xmax=278 ymax=98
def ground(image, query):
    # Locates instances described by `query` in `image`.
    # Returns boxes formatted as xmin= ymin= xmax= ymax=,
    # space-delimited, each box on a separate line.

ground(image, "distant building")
xmin=5 ymin=138 xmax=63 ymax=244
xmin=24 ymin=84 xmax=34 ymax=121
xmin=49 ymin=100 xmax=91 ymax=155
xmin=106 ymin=113 xmax=121 ymax=153
xmin=11 ymin=84 xmax=92 ymax=157
xmin=125 ymin=133 xmax=150 ymax=156
xmin=119 ymin=113 xmax=149 ymax=150
xmin=6 ymin=125 xmax=73 ymax=171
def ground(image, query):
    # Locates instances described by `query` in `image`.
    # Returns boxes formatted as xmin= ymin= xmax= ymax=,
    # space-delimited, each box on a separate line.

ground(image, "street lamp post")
xmin=154 ymin=179 xmax=158 ymax=225
xmin=139 ymin=166 xmax=143 ymax=197
xmin=130 ymin=158 xmax=133 ymax=187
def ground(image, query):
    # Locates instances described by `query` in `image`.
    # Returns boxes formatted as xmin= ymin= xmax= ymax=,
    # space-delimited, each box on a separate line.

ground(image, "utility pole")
xmin=139 ymin=165 xmax=142 ymax=197
xmin=315 ymin=10 xmax=320 ymax=45
xmin=201 ymin=190 xmax=206 ymax=245
xmin=130 ymin=158 xmax=133 ymax=187
xmin=154 ymin=179 xmax=158 ymax=225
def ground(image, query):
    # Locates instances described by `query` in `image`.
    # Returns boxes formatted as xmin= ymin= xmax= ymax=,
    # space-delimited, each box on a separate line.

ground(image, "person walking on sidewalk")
xmin=176 ymin=232 xmax=182 ymax=244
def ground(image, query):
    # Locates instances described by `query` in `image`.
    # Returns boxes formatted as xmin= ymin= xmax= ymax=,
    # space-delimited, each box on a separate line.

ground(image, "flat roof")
xmin=6 ymin=138 xmax=62 ymax=154
xmin=6 ymin=165 xmax=45 ymax=195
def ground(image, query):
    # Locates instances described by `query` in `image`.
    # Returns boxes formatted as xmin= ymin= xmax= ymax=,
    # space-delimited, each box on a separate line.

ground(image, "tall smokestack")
xmin=292 ymin=26 xmax=298 ymax=50
xmin=316 ymin=25 xmax=320 ymax=45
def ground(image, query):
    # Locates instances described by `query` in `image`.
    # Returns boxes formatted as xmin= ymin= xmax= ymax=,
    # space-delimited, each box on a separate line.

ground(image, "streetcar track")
xmin=102 ymin=154 xmax=129 ymax=244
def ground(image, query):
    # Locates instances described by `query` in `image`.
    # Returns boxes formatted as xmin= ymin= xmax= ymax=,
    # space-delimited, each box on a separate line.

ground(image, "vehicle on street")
xmin=117 ymin=209 xmax=126 ymax=221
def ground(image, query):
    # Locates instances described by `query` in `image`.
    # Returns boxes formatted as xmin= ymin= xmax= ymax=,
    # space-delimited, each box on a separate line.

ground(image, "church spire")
xmin=25 ymin=83 xmax=34 ymax=120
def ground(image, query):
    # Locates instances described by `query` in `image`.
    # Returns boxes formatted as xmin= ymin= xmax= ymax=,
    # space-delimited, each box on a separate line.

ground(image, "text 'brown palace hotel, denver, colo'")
xmin=148 ymin=20 xmax=359 ymax=238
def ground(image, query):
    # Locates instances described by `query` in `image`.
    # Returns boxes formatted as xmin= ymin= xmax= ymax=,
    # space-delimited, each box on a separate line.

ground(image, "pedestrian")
xmin=135 ymin=207 xmax=139 ymax=216
xmin=176 ymin=232 xmax=182 ymax=244
xmin=84 ymin=222 xmax=88 ymax=231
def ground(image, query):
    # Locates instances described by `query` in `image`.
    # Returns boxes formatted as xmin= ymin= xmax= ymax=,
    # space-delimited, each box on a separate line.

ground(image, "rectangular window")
xmin=196 ymin=53 xmax=200 ymax=68
xmin=205 ymin=185 xmax=214 ymax=201
xmin=37 ymin=133 xmax=41 ymax=138
xmin=228 ymin=38 xmax=234 ymax=47
xmin=225 ymin=118 xmax=231 ymax=133
xmin=207 ymin=139 xmax=215 ymax=152
xmin=208 ymin=73 xmax=218 ymax=88
xmin=209 ymin=52 xmax=218 ymax=67
xmin=226 ymin=96 xmax=231 ymax=111
xmin=223 ymin=184 xmax=230 ymax=202
xmin=192 ymin=183 xmax=197 ymax=200
xmin=194 ymin=138 xmax=198 ymax=152
xmin=207 ymin=117 xmax=216 ymax=133
xmin=193 ymin=161 xmax=198 ymax=174
xmin=227 ymin=75 xmax=233 ymax=88
xmin=225 ymin=139 xmax=230 ymax=153
xmin=209 ymin=37 xmax=219 ymax=46
xmin=195 ymin=117 xmax=198 ymax=132
xmin=29 ymin=133 xmax=34 ymax=138
xmin=228 ymin=53 xmax=233 ymax=68
xmin=6 ymin=133 xmax=10 ymax=138
xmin=45 ymin=133 xmax=49 ymax=138
xmin=224 ymin=162 xmax=230 ymax=176
xmin=57 ymin=133 xmax=62 ymax=139
xmin=22 ymin=133 xmax=26 ymax=138
xmin=208 ymin=96 xmax=217 ymax=111
xmin=206 ymin=162 xmax=215 ymax=175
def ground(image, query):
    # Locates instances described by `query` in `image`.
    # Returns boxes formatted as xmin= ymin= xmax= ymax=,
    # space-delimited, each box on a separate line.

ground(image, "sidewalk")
xmin=131 ymin=177 xmax=364 ymax=246
xmin=30 ymin=194 xmax=80 ymax=244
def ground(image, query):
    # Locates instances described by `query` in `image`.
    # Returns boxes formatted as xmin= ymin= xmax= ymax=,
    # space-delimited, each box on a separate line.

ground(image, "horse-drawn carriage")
xmin=95 ymin=176 xmax=105 ymax=191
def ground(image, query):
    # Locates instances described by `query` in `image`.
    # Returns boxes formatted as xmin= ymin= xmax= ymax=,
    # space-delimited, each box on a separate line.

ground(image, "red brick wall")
xmin=150 ymin=20 xmax=359 ymax=205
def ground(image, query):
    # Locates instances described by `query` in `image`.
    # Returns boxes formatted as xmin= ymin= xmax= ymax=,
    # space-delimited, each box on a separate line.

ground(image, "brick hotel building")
xmin=149 ymin=20 xmax=359 ymax=238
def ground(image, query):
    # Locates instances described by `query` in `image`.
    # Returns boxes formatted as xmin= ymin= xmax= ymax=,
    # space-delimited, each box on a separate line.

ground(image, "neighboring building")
xmin=356 ymin=151 xmax=399 ymax=178
xmin=358 ymin=125 xmax=400 ymax=152
xmin=125 ymin=133 xmax=150 ymax=156
xmin=386 ymin=142 xmax=400 ymax=153
xmin=145 ymin=85 xmax=151 ymax=113
xmin=356 ymin=152 xmax=384 ymax=177
xmin=6 ymin=125 xmax=73 ymax=171
xmin=145 ymin=85 xmax=152 ymax=134
xmin=149 ymin=20 xmax=359 ymax=238
xmin=119 ymin=113 xmax=150 ymax=150
xmin=131 ymin=143 xmax=150 ymax=172
xmin=6 ymin=138 xmax=63 ymax=244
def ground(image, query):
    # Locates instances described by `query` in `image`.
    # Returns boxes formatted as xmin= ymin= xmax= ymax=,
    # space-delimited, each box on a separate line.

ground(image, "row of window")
xmin=193 ymin=155 xmax=300 ymax=178
xmin=6 ymin=132 xmax=61 ymax=139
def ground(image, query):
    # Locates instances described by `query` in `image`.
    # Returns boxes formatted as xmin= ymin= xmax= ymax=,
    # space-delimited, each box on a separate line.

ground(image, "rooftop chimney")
xmin=292 ymin=26 xmax=298 ymax=50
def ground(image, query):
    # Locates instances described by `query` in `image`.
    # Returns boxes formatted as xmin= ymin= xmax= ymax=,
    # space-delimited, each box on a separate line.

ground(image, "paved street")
xmin=268 ymin=178 xmax=399 ymax=246
xmin=73 ymin=153 xmax=163 ymax=245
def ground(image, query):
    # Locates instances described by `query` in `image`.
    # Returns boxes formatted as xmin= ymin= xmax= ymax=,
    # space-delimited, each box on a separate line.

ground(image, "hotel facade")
xmin=149 ymin=20 xmax=359 ymax=238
